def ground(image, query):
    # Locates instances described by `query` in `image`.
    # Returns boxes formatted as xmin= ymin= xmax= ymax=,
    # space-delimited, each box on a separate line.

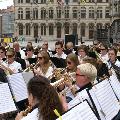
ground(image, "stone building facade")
xmin=14 ymin=0 xmax=111 ymax=41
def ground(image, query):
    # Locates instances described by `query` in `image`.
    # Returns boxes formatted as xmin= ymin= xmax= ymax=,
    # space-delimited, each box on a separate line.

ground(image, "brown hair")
xmin=28 ymin=75 xmax=64 ymax=120
xmin=78 ymin=45 xmax=88 ymax=55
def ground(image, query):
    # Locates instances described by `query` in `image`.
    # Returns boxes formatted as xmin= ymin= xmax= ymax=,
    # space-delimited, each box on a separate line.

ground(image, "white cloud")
xmin=0 ymin=0 xmax=13 ymax=9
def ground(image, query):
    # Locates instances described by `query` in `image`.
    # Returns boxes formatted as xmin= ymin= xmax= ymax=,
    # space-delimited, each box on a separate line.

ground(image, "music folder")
xmin=88 ymin=80 xmax=120 ymax=120
xmin=7 ymin=73 xmax=28 ymax=102
xmin=0 ymin=83 xmax=17 ymax=114
xmin=56 ymin=100 xmax=98 ymax=120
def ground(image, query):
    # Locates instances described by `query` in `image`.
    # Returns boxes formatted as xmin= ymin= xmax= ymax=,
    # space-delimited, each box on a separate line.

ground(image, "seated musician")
xmin=0 ymin=48 xmax=22 ymax=74
xmin=33 ymin=50 xmax=53 ymax=79
xmin=15 ymin=75 xmax=64 ymax=120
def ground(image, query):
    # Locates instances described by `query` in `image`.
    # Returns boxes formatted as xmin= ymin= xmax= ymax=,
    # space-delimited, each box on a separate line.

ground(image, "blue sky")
xmin=0 ymin=0 xmax=13 ymax=9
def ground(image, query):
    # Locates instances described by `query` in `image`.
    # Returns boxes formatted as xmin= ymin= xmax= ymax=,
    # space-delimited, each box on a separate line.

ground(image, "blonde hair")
xmin=77 ymin=63 xmax=97 ymax=82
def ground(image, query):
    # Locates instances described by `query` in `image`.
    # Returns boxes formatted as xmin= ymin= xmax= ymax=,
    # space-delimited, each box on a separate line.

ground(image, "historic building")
xmin=14 ymin=0 xmax=110 ymax=41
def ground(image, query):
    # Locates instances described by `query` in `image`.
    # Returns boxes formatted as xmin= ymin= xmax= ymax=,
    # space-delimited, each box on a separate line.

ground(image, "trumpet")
xmin=23 ymin=63 xmax=35 ymax=72
xmin=22 ymin=106 xmax=31 ymax=116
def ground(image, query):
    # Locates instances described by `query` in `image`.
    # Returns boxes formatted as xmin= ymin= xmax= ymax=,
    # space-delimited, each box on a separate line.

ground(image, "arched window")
xmin=72 ymin=23 xmax=77 ymax=34
xmin=89 ymin=23 xmax=94 ymax=39
xmin=26 ymin=23 xmax=30 ymax=35
xmin=41 ymin=8 xmax=46 ymax=19
xmin=97 ymin=23 xmax=102 ymax=29
xmin=97 ymin=7 xmax=102 ymax=18
xmin=33 ymin=8 xmax=38 ymax=19
xmin=18 ymin=8 xmax=23 ymax=19
xmin=34 ymin=23 xmax=38 ymax=37
xmin=72 ymin=7 xmax=78 ymax=19
xmin=56 ymin=7 xmax=62 ymax=18
xmin=89 ymin=7 xmax=94 ymax=18
xmin=49 ymin=8 xmax=54 ymax=19
xmin=81 ymin=23 xmax=86 ymax=37
xmin=105 ymin=23 xmax=110 ymax=30
xmin=64 ymin=22 xmax=70 ymax=34
xmin=56 ymin=22 xmax=62 ymax=38
xmin=49 ymin=24 xmax=54 ymax=35
xmin=18 ymin=23 xmax=23 ymax=35
xmin=41 ymin=24 xmax=46 ymax=35
xmin=81 ymin=7 xmax=86 ymax=18
xmin=26 ymin=8 xmax=30 ymax=19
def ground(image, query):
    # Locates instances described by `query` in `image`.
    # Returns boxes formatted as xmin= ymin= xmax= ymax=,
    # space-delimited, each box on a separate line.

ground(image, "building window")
xmin=26 ymin=23 xmax=30 ymax=35
xmin=33 ymin=0 xmax=38 ymax=3
xmin=41 ymin=8 xmax=46 ymax=19
xmin=89 ymin=0 xmax=94 ymax=2
xmin=33 ymin=8 xmax=38 ymax=19
xmin=89 ymin=7 xmax=94 ymax=18
xmin=56 ymin=23 xmax=62 ymax=38
xmin=97 ymin=23 xmax=102 ymax=29
xmin=34 ymin=23 xmax=38 ymax=37
xmin=81 ymin=7 xmax=86 ymax=18
xmin=105 ymin=7 xmax=110 ymax=18
xmin=49 ymin=8 xmax=54 ymax=19
xmin=73 ymin=0 xmax=78 ymax=2
xmin=97 ymin=7 xmax=102 ymax=18
xmin=73 ymin=23 xmax=77 ymax=34
xmin=89 ymin=23 xmax=94 ymax=39
xmin=105 ymin=23 xmax=110 ymax=30
xmin=26 ymin=8 xmax=30 ymax=19
xmin=18 ymin=0 xmax=23 ymax=3
xmin=65 ymin=7 xmax=69 ymax=18
xmin=97 ymin=0 xmax=102 ymax=2
xmin=72 ymin=8 xmax=77 ymax=19
xmin=41 ymin=0 xmax=46 ymax=3
xmin=26 ymin=0 xmax=30 ymax=3
xmin=18 ymin=23 xmax=23 ymax=35
xmin=18 ymin=8 xmax=23 ymax=19
xmin=81 ymin=23 xmax=86 ymax=37
xmin=49 ymin=24 xmax=54 ymax=35
xmin=56 ymin=7 xmax=61 ymax=18
xmin=41 ymin=24 xmax=46 ymax=35
xmin=64 ymin=22 xmax=69 ymax=34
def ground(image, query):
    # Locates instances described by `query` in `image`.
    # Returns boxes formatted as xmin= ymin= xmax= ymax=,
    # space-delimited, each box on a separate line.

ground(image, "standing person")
xmin=15 ymin=75 xmax=64 ymax=120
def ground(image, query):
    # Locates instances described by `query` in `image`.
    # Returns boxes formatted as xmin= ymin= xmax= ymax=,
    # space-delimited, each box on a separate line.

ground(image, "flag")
xmin=57 ymin=0 xmax=64 ymax=6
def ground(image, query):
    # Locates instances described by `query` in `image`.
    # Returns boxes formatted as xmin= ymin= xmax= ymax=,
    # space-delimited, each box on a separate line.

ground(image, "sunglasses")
xmin=67 ymin=61 xmax=72 ymax=65
xmin=76 ymin=73 xmax=85 ymax=76
xmin=7 ymin=55 xmax=14 ymax=58
xmin=37 ymin=57 xmax=43 ymax=60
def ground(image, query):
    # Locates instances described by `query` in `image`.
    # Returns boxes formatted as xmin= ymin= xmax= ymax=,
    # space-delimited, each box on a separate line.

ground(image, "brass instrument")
xmin=22 ymin=106 xmax=31 ymax=116
xmin=23 ymin=63 xmax=35 ymax=72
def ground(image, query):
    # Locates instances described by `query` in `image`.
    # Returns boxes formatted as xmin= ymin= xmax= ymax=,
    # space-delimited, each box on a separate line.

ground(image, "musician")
xmin=15 ymin=75 xmax=64 ymax=120
xmin=0 ymin=48 xmax=22 ymax=74
xmin=75 ymin=63 xmax=97 ymax=93
xmin=33 ymin=50 xmax=53 ymax=79
xmin=53 ymin=41 xmax=67 ymax=59
xmin=0 ymin=46 xmax=6 ymax=61
xmin=77 ymin=45 xmax=89 ymax=64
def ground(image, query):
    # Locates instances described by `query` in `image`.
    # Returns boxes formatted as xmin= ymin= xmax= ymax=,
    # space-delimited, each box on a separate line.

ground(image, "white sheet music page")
xmin=91 ymin=80 xmax=120 ymax=120
xmin=0 ymin=83 xmax=17 ymax=114
xmin=109 ymin=73 xmax=120 ymax=100
xmin=56 ymin=101 xmax=98 ymax=120
xmin=22 ymin=72 xmax=34 ymax=84
xmin=7 ymin=73 xmax=28 ymax=102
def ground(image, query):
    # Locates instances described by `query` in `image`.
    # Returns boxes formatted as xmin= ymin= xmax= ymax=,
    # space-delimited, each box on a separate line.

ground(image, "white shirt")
xmin=53 ymin=52 xmax=67 ymax=59
xmin=100 ymin=53 xmax=109 ymax=63
xmin=7 ymin=61 xmax=22 ymax=73
xmin=21 ymin=108 xmax=42 ymax=120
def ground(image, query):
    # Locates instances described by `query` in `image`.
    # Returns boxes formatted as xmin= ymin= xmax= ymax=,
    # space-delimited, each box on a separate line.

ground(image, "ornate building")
xmin=14 ymin=0 xmax=110 ymax=41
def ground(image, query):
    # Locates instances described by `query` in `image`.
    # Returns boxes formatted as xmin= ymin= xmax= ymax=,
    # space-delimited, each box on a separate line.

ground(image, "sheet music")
xmin=68 ymin=89 xmax=92 ymax=109
xmin=56 ymin=101 xmax=98 ymax=120
xmin=89 ymin=80 xmax=120 ymax=120
xmin=109 ymin=74 xmax=120 ymax=100
xmin=7 ymin=73 xmax=28 ymax=102
xmin=22 ymin=72 xmax=34 ymax=84
xmin=0 ymin=83 xmax=17 ymax=114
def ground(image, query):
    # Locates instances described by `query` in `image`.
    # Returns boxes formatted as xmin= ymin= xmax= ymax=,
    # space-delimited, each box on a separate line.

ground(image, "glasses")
xmin=67 ymin=61 xmax=72 ymax=65
xmin=6 ymin=55 xmax=14 ymax=58
xmin=0 ymin=52 xmax=3 ymax=53
xmin=37 ymin=57 xmax=43 ymax=60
